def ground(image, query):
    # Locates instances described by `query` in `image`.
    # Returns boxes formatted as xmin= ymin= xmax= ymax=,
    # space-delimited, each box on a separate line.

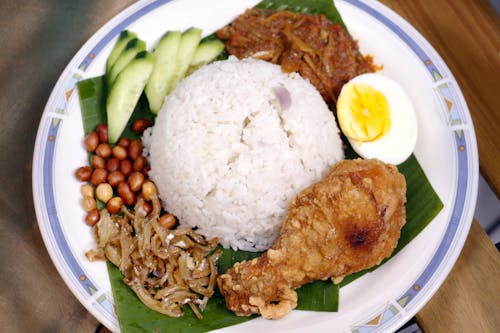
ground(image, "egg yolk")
xmin=338 ymin=83 xmax=391 ymax=142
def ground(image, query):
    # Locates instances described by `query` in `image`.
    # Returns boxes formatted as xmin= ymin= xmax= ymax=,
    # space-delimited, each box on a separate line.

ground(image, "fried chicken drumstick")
xmin=218 ymin=159 xmax=406 ymax=319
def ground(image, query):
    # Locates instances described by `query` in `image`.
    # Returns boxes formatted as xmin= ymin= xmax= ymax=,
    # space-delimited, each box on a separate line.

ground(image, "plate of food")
xmin=32 ymin=0 xmax=478 ymax=332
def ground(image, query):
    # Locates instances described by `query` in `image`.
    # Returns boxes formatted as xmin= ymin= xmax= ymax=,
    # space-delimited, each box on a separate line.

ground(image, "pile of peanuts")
xmin=74 ymin=119 xmax=176 ymax=227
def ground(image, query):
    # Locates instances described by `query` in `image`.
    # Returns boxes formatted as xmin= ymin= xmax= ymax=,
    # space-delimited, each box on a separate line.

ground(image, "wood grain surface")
xmin=378 ymin=1 xmax=500 ymax=331
xmin=416 ymin=220 xmax=500 ymax=332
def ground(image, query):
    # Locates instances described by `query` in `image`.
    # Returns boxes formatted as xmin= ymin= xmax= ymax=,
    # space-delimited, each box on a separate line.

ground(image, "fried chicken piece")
xmin=217 ymin=159 xmax=406 ymax=319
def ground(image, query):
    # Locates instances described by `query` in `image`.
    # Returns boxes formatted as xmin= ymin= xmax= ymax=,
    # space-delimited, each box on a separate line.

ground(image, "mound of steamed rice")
xmin=146 ymin=57 xmax=344 ymax=251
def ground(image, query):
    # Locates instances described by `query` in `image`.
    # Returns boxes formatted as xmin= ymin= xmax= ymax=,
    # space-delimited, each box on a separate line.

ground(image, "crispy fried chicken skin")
xmin=217 ymin=159 xmax=406 ymax=319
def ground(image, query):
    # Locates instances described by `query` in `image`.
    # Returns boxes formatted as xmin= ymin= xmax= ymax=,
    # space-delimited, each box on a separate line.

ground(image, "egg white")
xmin=340 ymin=73 xmax=418 ymax=165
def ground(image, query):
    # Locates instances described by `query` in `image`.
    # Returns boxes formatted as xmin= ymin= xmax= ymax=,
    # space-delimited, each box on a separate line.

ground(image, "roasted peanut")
xmin=105 ymin=157 xmax=120 ymax=172
xmin=90 ymin=168 xmax=108 ymax=186
xmin=107 ymin=170 xmax=125 ymax=187
xmin=128 ymin=139 xmax=143 ymax=160
xmin=84 ymin=132 xmax=99 ymax=152
xmin=75 ymin=166 xmax=92 ymax=181
xmin=106 ymin=197 xmax=123 ymax=214
xmin=85 ymin=209 xmax=100 ymax=226
xmin=112 ymin=145 xmax=128 ymax=160
xmin=142 ymin=181 xmax=157 ymax=201
xmin=90 ymin=155 xmax=105 ymax=169
xmin=128 ymin=171 xmax=145 ymax=192
xmin=96 ymin=124 xmax=108 ymax=143
xmin=117 ymin=182 xmax=135 ymax=206
xmin=81 ymin=197 xmax=97 ymax=211
xmin=80 ymin=184 xmax=94 ymax=198
xmin=133 ymin=155 xmax=147 ymax=172
xmin=120 ymin=159 xmax=133 ymax=177
xmin=95 ymin=143 xmax=112 ymax=158
xmin=95 ymin=183 xmax=113 ymax=203
xmin=158 ymin=214 xmax=176 ymax=229
xmin=117 ymin=137 xmax=131 ymax=148
xmin=131 ymin=119 xmax=151 ymax=133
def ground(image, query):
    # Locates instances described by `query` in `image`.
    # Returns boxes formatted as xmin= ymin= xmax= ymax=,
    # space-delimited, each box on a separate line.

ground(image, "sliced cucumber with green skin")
xmin=107 ymin=51 xmax=155 ymax=144
xmin=106 ymin=30 xmax=137 ymax=73
xmin=169 ymin=27 xmax=202 ymax=90
xmin=190 ymin=39 xmax=225 ymax=68
xmin=107 ymin=38 xmax=146 ymax=87
xmin=144 ymin=31 xmax=182 ymax=114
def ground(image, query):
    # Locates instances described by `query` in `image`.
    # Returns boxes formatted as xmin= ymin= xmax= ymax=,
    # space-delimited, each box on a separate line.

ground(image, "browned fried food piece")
xmin=217 ymin=159 xmax=406 ymax=319
xmin=217 ymin=8 xmax=375 ymax=110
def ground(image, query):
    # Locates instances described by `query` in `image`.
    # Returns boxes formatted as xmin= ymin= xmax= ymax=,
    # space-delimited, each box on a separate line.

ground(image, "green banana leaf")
xmin=76 ymin=0 xmax=443 ymax=331
xmin=107 ymin=262 xmax=256 ymax=333
xmin=256 ymin=0 xmax=345 ymax=28
xmin=78 ymin=77 xmax=154 ymax=139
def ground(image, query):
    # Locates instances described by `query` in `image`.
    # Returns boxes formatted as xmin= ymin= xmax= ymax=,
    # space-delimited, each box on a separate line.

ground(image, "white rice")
xmin=145 ymin=57 xmax=344 ymax=251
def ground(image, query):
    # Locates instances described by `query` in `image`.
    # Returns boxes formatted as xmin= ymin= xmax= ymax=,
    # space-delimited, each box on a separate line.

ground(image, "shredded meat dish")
xmin=218 ymin=159 xmax=407 ymax=319
xmin=217 ymin=8 xmax=376 ymax=109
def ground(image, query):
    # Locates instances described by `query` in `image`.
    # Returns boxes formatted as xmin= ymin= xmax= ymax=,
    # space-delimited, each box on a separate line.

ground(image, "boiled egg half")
xmin=337 ymin=73 xmax=417 ymax=165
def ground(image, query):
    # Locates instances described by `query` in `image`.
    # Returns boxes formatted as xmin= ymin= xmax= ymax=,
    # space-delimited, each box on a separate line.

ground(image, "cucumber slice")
xmin=107 ymin=38 xmax=147 ymax=87
xmin=144 ymin=31 xmax=182 ymax=114
xmin=169 ymin=28 xmax=202 ymax=90
xmin=106 ymin=30 xmax=137 ymax=72
xmin=106 ymin=51 xmax=155 ymax=144
xmin=190 ymin=39 xmax=225 ymax=68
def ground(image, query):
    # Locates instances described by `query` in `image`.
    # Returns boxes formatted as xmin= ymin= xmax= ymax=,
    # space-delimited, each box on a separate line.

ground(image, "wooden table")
xmin=378 ymin=1 xmax=500 ymax=332
xmin=0 ymin=1 xmax=498 ymax=332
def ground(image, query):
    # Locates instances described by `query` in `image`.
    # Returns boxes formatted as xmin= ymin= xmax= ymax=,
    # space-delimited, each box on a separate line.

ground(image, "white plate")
xmin=32 ymin=0 xmax=478 ymax=332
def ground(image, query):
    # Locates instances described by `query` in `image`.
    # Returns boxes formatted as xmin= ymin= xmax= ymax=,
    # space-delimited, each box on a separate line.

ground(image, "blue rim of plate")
xmin=32 ymin=0 xmax=478 ymax=332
